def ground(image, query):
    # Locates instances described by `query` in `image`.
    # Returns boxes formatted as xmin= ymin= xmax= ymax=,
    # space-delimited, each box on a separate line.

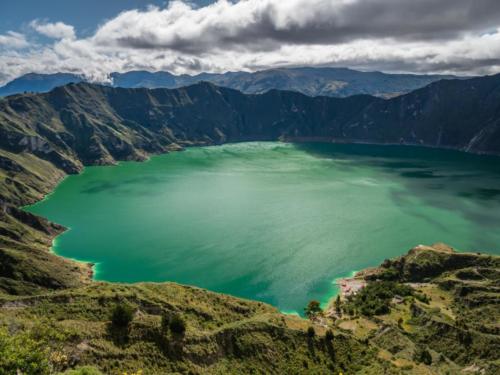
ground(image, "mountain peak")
xmin=1 ymin=67 xmax=457 ymax=99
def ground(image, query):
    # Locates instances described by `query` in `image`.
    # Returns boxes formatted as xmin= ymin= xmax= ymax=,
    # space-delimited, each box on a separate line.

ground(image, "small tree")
xmin=169 ymin=314 xmax=186 ymax=335
xmin=160 ymin=312 xmax=171 ymax=334
xmin=111 ymin=303 xmax=134 ymax=329
xmin=414 ymin=348 xmax=432 ymax=365
xmin=325 ymin=329 xmax=334 ymax=341
xmin=304 ymin=300 xmax=322 ymax=319
xmin=459 ymin=329 xmax=473 ymax=347
xmin=335 ymin=295 xmax=342 ymax=315
xmin=307 ymin=326 xmax=315 ymax=338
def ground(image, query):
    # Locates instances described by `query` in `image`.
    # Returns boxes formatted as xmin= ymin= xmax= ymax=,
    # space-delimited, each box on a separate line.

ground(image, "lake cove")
xmin=26 ymin=142 xmax=500 ymax=315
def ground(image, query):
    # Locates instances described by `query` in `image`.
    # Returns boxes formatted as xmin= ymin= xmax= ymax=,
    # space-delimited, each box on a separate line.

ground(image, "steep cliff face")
xmin=344 ymin=75 xmax=500 ymax=153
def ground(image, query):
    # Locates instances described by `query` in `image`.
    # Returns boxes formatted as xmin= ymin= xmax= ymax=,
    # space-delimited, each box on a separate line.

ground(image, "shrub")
xmin=160 ymin=312 xmax=171 ymax=334
xmin=335 ymin=295 xmax=342 ymax=315
xmin=458 ymin=329 xmax=473 ymax=346
xmin=377 ymin=268 xmax=400 ymax=281
xmin=414 ymin=292 xmax=430 ymax=304
xmin=345 ymin=281 xmax=414 ymax=317
xmin=111 ymin=303 xmax=134 ymax=329
xmin=304 ymin=300 xmax=322 ymax=319
xmin=414 ymin=348 xmax=432 ymax=365
xmin=169 ymin=314 xmax=186 ymax=335
xmin=307 ymin=326 xmax=315 ymax=337
xmin=0 ymin=328 xmax=50 ymax=375
xmin=325 ymin=329 xmax=334 ymax=341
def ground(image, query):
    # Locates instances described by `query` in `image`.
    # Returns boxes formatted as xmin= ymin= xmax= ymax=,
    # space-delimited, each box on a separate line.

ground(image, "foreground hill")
xmin=0 ymin=75 xmax=499 ymax=373
xmin=330 ymin=244 xmax=500 ymax=374
xmin=0 ymin=67 xmax=453 ymax=98
xmin=0 ymin=243 xmax=497 ymax=374
xmin=0 ymin=278 xmax=376 ymax=374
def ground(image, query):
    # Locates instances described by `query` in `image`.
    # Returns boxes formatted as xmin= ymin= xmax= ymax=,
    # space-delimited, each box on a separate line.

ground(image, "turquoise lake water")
xmin=26 ymin=142 xmax=500 ymax=314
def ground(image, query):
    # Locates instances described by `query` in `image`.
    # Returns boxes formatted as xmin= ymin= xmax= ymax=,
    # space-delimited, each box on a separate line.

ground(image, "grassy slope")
xmin=333 ymin=244 xmax=500 ymax=375
xmin=0 ymin=282 xmax=384 ymax=374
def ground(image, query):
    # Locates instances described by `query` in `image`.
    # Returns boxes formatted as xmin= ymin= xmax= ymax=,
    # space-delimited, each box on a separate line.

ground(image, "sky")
xmin=1 ymin=0 xmax=500 ymax=84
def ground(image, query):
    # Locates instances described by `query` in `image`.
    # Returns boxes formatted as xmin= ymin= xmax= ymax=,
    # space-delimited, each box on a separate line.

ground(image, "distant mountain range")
xmin=0 ymin=67 xmax=456 ymax=98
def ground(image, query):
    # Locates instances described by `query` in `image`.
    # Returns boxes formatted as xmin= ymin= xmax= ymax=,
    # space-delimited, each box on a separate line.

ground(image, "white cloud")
xmin=1 ymin=0 xmax=500 ymax=84
xmin=89 ymin=0 xmax=500 ymax=52
xmin=0 ymin=31 xmax=28 ymax=49
xmin=30 ymin=20 xmax=76 ymax=40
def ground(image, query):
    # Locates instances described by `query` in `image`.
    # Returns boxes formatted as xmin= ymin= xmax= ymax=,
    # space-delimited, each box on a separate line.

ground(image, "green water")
xmin=26 ymin=142 xmax=500 ymax=314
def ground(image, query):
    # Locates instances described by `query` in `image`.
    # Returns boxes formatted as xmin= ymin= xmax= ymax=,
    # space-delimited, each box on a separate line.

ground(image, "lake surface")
xmin=26 ymin=142 xmax=500 ymax=314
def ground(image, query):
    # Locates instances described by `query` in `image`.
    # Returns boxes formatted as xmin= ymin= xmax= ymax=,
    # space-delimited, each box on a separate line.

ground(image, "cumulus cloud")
xmin=30 ymin=20 xmax=76 ymax=40
xmin=1 ymin=0 xmax=500 ymax=84
xmin=92 ymin=0 xmax=500 ymax=52
xmin=0 ymin=31 xmax=28 ymax=49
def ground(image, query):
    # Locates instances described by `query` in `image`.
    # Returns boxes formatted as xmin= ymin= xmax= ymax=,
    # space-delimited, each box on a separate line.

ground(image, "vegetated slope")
xmin=333 ymin=244 xmax=500 ymax=375
xmin=0 ymin=243 xmax=497 ymax=374
xmin=0 ymin=67 xmax=453 ymax=98
xmin=0 ymin=281 xmax=379 ymax=374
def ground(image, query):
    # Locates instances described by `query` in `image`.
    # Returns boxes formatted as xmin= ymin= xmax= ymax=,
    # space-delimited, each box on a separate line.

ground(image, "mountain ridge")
xmin=2 ymin=73 xmax=499 ymax=174
xmin=0 ymin=67 xmax=457 ymax=99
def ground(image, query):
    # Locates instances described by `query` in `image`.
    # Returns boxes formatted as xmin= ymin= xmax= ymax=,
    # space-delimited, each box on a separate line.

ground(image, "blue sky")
xmin=0 ymin=1 xmax=213 ymax=37
xmin=0 ymin=0 xmax=499 ymax=84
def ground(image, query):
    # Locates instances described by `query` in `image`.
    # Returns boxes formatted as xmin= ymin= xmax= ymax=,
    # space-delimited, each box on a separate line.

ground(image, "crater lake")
xmin=25 ymin=142 xmax=500 ymax=314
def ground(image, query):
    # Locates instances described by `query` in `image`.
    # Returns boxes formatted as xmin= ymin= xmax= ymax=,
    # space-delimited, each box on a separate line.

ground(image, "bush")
xmin=0 ymin=328 xmax=50 ymax=375
xmin=414 ymin=348 xmax=432 ymax=365
xmin=325 ymin=329 xmax=334 ymax=341
xmin=307 ymin=326 xmax=315 ymax=337
xmin=111 ymin=303 xmax=134 ymax=329
xmin=414 ymin=292 xmax=430 ymax=304
xmin=304 ymin=300 xmax=322 ymax=319
xmin=160 ymin=312 xmax=171 ymax=334
xmin=345 ymin=281 xmax=414 ymax=317
xmin=458 ymin=329 xmax=473 ymax=346
xmin=169 ymin=314 xmax=186 ymax=335
xmin=377 ymin=268 xmax=400 ymax=281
